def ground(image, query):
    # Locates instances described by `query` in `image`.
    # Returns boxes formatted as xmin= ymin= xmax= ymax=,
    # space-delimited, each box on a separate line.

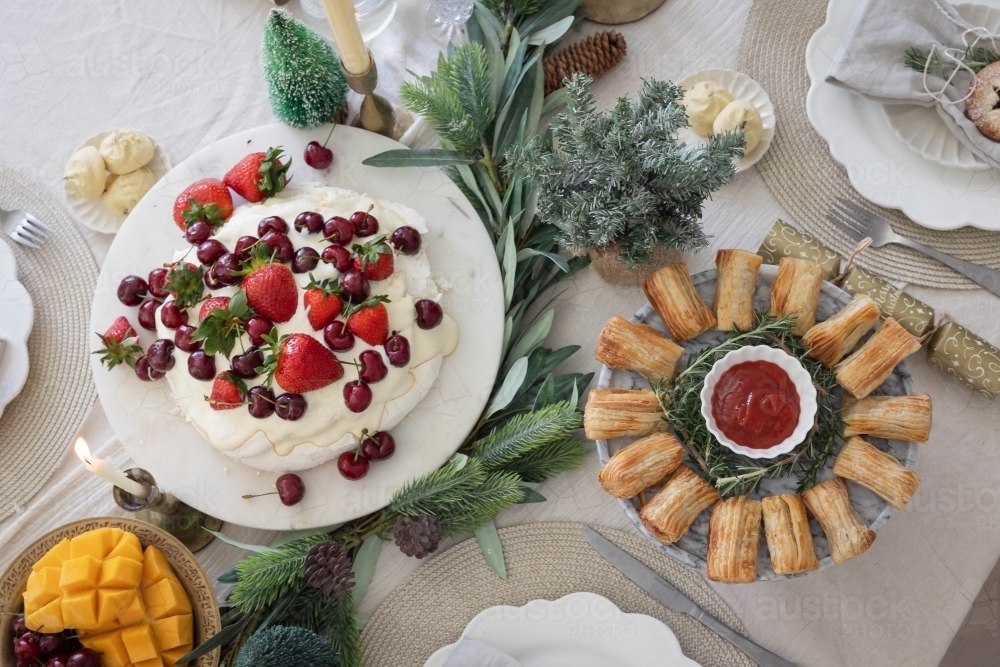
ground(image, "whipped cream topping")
xmin=155 ymin=184 xmax=458 ymax=472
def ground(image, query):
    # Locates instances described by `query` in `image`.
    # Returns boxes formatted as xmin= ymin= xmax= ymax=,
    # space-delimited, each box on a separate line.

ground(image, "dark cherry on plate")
xmin=323 ymin=216 xmax=354 ymax=245
xmin=358 ymin=349 xmax=387 ymax=383
xmin=276 ymin=472 xmax=305 ymax=505
xmin=14 ymin=634 xmax=42 ymax=663
xmin=65 ymin=648 xmax=101 ymax=667
xmin=212 ymin=253 xmax=243 ymax=286
xmin=321 ymin=244 xmax=351 ymax=272
xmin=147 ymin=267 xmax=170 ymax=298
xmin=11 ymin=617 xmax=27 ymax=637
xmin=339 ymin=269 xmax=370 ymax=301
xmin=187 ymin=350 xmax=216 ymax=380
xmin=384 ymin=333 xmax=410 ymax=367
xmin=258 ymin=215 xmax=288 ymax=237
xmin=324 ymin=320 xmax=355 ymax=351
xmin=117 ymin=275 xmax=148 ymax=306
xmin=350 ymin=210 xmax=378 ymax=237
xmin=159 ymin=300 xmax=188 ymax=329
xmin=184 ymin=220 xmax=214 ymax=245
xmin=197 ymin=239 xmax=228 ymax=265
xmin=174 ymin=324 xmax=202 ymax=353
xmin=389 ymin=226 xmax=421 ymax=255
xmin=37 ymin=632 xmax=66 ymax=656
xmin=304 ymin=141 xmax=334 ymax=169
xmin=291 ymin=247 xmax=320 ymax=274
xmin=343 ymin=380 xmax=373 ymax=413
xmin=260 ymin=230 xmax=294 ymax=263
xmin=147 ymin=339 xmax=176 ymax=372
xmin=710 ymin=360 xmax=801 ymax=450
xmin=275 ymin=393 xmax=307 ymax=420
xmin=414 ymin=299 xmax=443 ymax=329
xmin=248 ymin=386 xmax=276 ymax=419
xmin=203 ymin=267 xmax=224 ymax=290
xmin=134 ymin=355 xmax=165 ymax=382
xmin=246 ymin=316 xmax=275 ymax=347
xmin=337 ymin=451 xmax=369 ymax=480
xmin=294 ymin=211 xmax=325 ymax=234
xmin=234 ymin=235 xmax=258 ymax=261
xmin=232 ymin=347 xmax=263 ymax=379
xmin=362 ymin=431 xmax=395 ymax=460
xmin=137 ymin=299 xmax=159 ymax=331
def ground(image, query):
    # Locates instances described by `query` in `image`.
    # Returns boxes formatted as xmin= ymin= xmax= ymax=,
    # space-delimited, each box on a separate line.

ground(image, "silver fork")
xmin=0 ymin=207 xmax=51 ymax=249
xmin=828 ymin=197 xmax=1000 ymax=298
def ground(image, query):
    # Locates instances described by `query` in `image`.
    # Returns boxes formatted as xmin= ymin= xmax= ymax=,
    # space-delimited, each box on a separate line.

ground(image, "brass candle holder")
xmin=113 ymin=468 xmax=223 ymax=553
xmin=341 ymin=51 xmax=409 ymax=139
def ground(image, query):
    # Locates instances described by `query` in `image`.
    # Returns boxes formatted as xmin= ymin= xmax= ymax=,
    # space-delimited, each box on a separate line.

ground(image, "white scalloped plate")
xmin=63 ymin=129 xmax=171 ymax=235
xmin=423 ymin=592 xmax=702 ymax=667
xmin=881 ymin=4 xmax=1000 ymax=171
xmin=0 ymin=237 xmax=34 ymax=420
xmin=677 ymin=68 xmax=775 ymax=172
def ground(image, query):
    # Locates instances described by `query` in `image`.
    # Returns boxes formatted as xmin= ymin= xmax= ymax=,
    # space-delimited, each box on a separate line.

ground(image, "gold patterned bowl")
xmin=0 ymin=517 xmax=220 ymax=667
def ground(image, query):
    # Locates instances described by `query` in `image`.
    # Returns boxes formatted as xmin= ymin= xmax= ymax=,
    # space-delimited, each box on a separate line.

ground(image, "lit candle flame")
xmin=74 ymin=436 xmax=149 ymax=499
xmin=74 ymin=437 xmax=92 ymax=464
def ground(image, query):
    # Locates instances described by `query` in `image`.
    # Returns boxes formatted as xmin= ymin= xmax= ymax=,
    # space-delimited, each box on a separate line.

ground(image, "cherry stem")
xmin=242 ymin=491 xmax=278 ymax=499
xmin=323 ymin=123 xmax=337 ymax=147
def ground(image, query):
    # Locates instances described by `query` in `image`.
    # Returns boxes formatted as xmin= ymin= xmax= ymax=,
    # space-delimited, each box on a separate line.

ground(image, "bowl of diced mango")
xmin=0 ymin=518 xmax=220 ymax=667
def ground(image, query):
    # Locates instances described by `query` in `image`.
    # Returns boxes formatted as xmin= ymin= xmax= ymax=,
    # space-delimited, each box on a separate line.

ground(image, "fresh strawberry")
xmin=199 ymin=296 xmax=231 ymax=321
xmin=346 ymin=296 xmax=391 ymax=346
xmin=303 ymin=276 xmax=344 ymax=331
xmin=223 ymin=147 xmax=291 ymax=203
xmin=164 ymin=262 xmax=205 ymax=310
xmin=172 ymin=178 xmax=234 ymax=231
xmin=259 ymin=332 xmax=344 ymax=393
xmin=351 ymin=235 xmax=394 ymax=281
xmin=207 ymin=372 xmax=246 ymax=410
xmin=242 ymin=256 xmax=298 ymax=323
xmin=93 ymin=317 xmax=142 ymax=370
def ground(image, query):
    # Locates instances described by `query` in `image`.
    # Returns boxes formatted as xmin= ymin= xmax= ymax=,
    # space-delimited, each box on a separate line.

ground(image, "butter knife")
xmin=583 ymin=526 xmax=798 ymax=667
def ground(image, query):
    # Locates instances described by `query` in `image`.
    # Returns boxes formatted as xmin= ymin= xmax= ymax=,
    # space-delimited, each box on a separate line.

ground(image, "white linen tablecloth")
xmin=2 ymin=1 xmax=1000 ymax=666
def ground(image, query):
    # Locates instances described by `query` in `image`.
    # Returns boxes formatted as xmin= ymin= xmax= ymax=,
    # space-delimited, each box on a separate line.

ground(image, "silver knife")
xmin=583 ymin=526 xmax=798 ymax=667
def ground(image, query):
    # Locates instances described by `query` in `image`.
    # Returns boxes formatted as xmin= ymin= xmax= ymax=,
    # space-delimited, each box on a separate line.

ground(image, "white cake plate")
xmin=89 ymin=123 xmax=504 ymax=530
xmin=0 ymin=237 xmax=33 ymax=421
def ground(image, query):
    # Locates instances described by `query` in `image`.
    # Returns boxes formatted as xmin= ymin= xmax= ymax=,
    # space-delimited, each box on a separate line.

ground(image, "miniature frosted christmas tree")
xmin=262 ymin=8 xmax=349 ymax=129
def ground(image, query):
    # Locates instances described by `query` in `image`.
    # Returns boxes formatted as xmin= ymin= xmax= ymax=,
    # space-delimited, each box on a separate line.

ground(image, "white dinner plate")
xmin=89 ymin=123 xmax=504 ymax=530
xmin=0 ymin=237 xmax=33 ymax=420
xmin=422 ymin=592 xmax=702 ymax=667
xmin=806 ymin=0 xmax=1000 ymax=231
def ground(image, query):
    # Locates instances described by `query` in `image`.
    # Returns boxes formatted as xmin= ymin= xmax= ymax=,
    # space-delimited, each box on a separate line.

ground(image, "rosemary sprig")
xmin=904 ymin=45 xmax=1000 ymax=77
xmin=655 ymin=311 xmax=844 ymax=496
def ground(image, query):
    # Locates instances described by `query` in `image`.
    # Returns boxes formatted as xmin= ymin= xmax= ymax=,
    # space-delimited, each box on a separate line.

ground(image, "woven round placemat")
xmin=361 ymin=522 xmax=753 ymax=667
xmin=0 ymin=164 xmax=98 ymax=521
xmin=739 ymin=0 xmax=1000 ymax=289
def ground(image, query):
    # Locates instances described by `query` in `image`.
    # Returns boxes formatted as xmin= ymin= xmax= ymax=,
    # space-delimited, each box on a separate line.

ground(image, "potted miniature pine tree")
xmin=508 ymin=74 xmax=745 ymax=285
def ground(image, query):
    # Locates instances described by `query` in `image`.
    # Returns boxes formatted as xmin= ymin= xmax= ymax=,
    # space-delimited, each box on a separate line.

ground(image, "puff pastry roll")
xmin=770 ymin=257 xmax=825 ymax=336
xmin=761 ymin=494 xmax=820 ymax=575
xmin=640 ymin=465 xmax=719 ymax=544
xmin=833 ymin=437 xmax=921 ymax=510
xmin=599 ymin=433 xmax=686 ymax=498
xmin=802 ymin=477 xmax=875 ymax=564
xmin=643 ymin=263 xmax=717 ymax=341
xmin=714 ymin=249 xmax=763 ymax=332
xmin=584 ymin=388 xmax=665 ymax=440
xmin=835 ymin=318 xmax=921 ymax=399
xmin=843 ymin=394 xmax=932 ymax=443
xmin=706 ymin=496 xmax=762 ymax=584
xmin=595 ymin=316 xmax=684 ymax=382
xmin=801 ymin=295 xmax=880 ymax=367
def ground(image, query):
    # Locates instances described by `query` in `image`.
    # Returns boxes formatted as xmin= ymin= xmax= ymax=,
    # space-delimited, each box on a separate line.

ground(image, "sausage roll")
xmin=643 ymin=263 xmax=717 ymax=341
xmin=835 ymin=318 xmax=922 ymax=399
xmin=833 ymin=437 xmax=921 ymax=510
xmin=770 ymin=257 xmax=825 ymax=336
xmin=801 ymin=295 xmax=881 ymax=367
xmin=706 ymin=496 xmax=762 ymax=584
xmin=598 ymin=432 xmax=686 ymax=498
xmin=843 ymin=394 xmax=932 ymax=443
xmin=595 ymin=316 xmax=685 ymax=382
xmin=583 ymin=388 xmax=665 ymax=440
xmin=714 ymin=249 xmax=763 ymax=332
xmin=640 ymin=465 xmax=720 ymax=544
xmin=802 ymin=477 xmax=876 ymax=564
xmin=761 ymin=494 xmax=820 ymax=575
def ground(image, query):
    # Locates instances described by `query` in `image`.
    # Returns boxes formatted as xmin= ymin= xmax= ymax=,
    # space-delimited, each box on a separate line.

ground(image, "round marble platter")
xmin=595 ymin=263 xmax=918 ymax=581
xmin=89 ymin=123 xmax=504 ymax=530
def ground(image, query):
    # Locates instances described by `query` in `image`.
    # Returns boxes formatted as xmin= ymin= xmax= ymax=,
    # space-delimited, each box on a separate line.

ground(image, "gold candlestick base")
xmin=114 ymin=468 xmax=223 ymax=553
xmin=341 ymin=52 xmax=412 ymax=140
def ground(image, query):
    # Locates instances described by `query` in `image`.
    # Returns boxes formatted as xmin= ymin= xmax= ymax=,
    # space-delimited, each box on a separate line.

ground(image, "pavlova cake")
xmin=96 ymin=146 xmax=458 ymax=479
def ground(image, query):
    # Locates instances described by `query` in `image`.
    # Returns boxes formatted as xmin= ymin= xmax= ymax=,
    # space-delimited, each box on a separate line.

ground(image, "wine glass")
xmin=428 ymin=0 xmax=474 ymax=44
xmin=300 ymin=0 xmax=398 ymax=42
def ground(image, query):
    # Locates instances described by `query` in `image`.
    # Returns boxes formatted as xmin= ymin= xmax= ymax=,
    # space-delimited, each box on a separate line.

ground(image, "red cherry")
xmin=304 ymin=141 xmax=334 ymax=169
xmin=11 ymin=617 xmax=28 ymax=637
xmin=294 ymin=211 xmax=325 ymax=234
xmin=260 ymin=231 xmax=294 ymax=263
xmin=384 ymin=333 xmax=410 ymax=367
xmin=38 ymin=633 xmax=67 ymax=656
xmin=117 ymin=275 xmax=148 ymax=306
xmin=148 ymin=267 xmax=170 ymax=298
xmin=138 ymin=299 xmax=159 ymax=330
xmin=246 ymin=316 xmax=275 ymax=346
xmin=14 ymin=636 xmax=43 ymax=663
xmin=159 ymin=300 xmax=188 ymax=329
xmin=275 ymin=473 xmax=305 ymax=505
xmin=358 ymin=349 xmax=387 ymax=383
xmin=197 ymin=239 xmax=228 ymax=265
xmin=323 ymin=320 xmax=355 ymax=351
xmin=415 ymin=299 xmax=443 ymax=329
xmin=323 ymin=216 xmax=354 ymax=245
xmin=174 ymin=324 xmax=202 ymax=353
xmin=234 ymin=235 xmax=259 ymax=261
xmin=350 ymin=210 xmax=379 ymax=236
xmin=134 ymin=355 xmax=165 ymax=382
xmin=361 ymin=431 xmax=395 ymax=460
xmin=46 ymin=655 xmax=69 ymax=667
xmin=65 ymin=648 xmax=101 ymax=667
xmin=258 ymin=216 xmax=288 ymax=237
xmin=321 ymin=245 xmax=351 ymax=272
xmin=343 ymin=380 xmax=373 ymax=412
xmin=337 ymin=451 xmax=370 ymax=480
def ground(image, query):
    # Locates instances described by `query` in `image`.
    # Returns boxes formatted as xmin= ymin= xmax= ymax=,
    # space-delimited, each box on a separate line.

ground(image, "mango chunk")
xmin=117 ymin=591 xmax=146 ymax=626
xmin=152 ymin=614 xmax=193 ymax=651
xmin=161 ymin=645 xmax=193 ymax=667
xmin=96 ymin=589 xmax=134 ymax=630
xmin=135 ymin=657 xmax=166 ymax=667
xmin=108 ymin=532 xmax=143 ymax=561
xmin=141 ymin=546 xmax=174 ymax=587
xmin=122 ymin=623 xmax=159 ymax=663
xmin=59 ymin=555 xmax=102 ymax=592
xmin=23 ymin=567 xmax=61 ymax=613
xmin=81 ymin=630 xmax=131 ymax=667
xmin=26 ymin=598 xmax=64 ymax=634
xmin=147 ymin=578 xmax=192 ymax=618
xmin=33 ymin=539 xmax=71 ymax=571
xmin=61 ymin=590 xmax=98 ymax=629
xmin=100 ymin=555 xmax=144 ymax=589
xmin=70 ymin=528 xmax=116 ymax=560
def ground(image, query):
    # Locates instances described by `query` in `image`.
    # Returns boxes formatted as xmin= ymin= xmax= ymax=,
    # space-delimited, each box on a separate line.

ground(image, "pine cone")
xmin=543 ymin=31 xmax=628 ymax=96
xmin=304 ymin=541 xmax=355 ymax=597
xmin=393 ymin=515 xmax=444 ymax=558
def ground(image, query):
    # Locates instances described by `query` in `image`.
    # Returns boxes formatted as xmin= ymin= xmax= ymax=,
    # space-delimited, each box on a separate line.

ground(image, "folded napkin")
xmin=442 ymin=639 xmax=521 ymax=667
xmin=825 ymin=0 xmax=1000 ymax=170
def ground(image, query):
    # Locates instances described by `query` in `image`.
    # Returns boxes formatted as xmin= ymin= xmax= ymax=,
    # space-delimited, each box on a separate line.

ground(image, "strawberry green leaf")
xmin=257 ymin=146 xmax=292 ymax=198
xmin=92 ymin=333 xmax=143 ymax=370
xmin=164 ymin=263 xmax=205 ymax=310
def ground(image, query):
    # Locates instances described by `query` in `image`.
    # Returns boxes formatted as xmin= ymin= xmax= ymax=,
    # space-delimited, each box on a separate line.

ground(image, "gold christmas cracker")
xmin=839 ymin=267 xmax=935 ymax=338
xmin=928 ymin=322 xmax=1000 ymax=399
xmin=756 ymin=219 xmax=842 ymax=280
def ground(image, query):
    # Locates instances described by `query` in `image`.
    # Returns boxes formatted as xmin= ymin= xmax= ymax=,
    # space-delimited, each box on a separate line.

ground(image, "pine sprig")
xmin=497 ymin=436 xmax=589 ymax=483
xmin=904 ymin=44 xmax=1000 ymax=77
xmin=473 ymin=400 xmax=581 ymax=468
xmin=229 ymin=533 xmax=329 ymax=613
xmin=278 ymin=588 xmax=360 ymax=665
xmin=388 ymin=456 xmax=488 ymax=518
xmin=440 ymin=470 xmax=526 ymax=534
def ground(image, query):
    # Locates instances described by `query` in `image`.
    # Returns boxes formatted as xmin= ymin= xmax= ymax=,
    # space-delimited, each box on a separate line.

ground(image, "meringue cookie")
xmin=99 ymin=129 xmax=155 ymax=174
xmin=102 ymin=167 xmax=155 ymax=216
xmin=64 ymin=146 xmax=106 ymax=200
xmin=681 ymin=81 xmax=734 ymax=136
xmin=713 ymin=99 xmax=763 ymax=153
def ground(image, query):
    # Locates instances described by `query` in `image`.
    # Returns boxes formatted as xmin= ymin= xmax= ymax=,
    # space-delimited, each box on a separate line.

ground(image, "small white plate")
xmin=677 ymin=68 xmax=775 ymax=172
xmin=423 ymin=592 xmax=701 ymax=667
xmin=63 ymin=129 xmax=171 ymax=235
xmin=0 ymin=238 xmax=34 ymax=419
